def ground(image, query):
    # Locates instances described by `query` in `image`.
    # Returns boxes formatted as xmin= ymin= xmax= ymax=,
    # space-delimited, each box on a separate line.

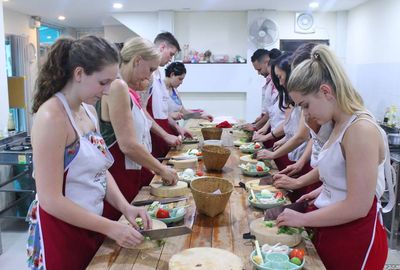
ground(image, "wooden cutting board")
xmin=245 ymin=179 xmax=281 ymax=192
xmin=150 ymin=181 xmax=189 ymax=198
xmin=169 ymin=247 xmax=244 ymax=270
xmin=250 ymin=217 xmax=302 ymax=247
xmin=119 ymin=217 xmax=167 ymax=250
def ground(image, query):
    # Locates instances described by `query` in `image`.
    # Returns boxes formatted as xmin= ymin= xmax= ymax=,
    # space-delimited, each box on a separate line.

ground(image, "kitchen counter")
xmin=87 ymin=119 xmax=326 ymax=270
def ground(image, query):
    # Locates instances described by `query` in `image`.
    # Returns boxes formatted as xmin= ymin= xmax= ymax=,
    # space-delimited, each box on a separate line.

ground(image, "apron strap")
xmin=82 ymin=103 xmax=99 ymax=133
xmin=55 ymin=92 xmax=82 ymax=137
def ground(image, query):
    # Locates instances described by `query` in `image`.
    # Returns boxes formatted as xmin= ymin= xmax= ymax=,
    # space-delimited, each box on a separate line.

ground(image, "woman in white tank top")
xmin=276 ymin=45 xmax=395 ymax=270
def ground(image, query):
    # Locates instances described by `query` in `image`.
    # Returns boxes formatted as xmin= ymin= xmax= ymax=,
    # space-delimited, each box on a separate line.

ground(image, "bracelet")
xmin=271 ymin=130 xmax=277 ymax=139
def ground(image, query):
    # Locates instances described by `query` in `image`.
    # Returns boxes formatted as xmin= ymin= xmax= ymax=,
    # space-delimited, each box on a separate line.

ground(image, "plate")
xmin=239 ymin=143 xmax=263 ymax=153
xmin=150 ymin=207 xmax=186 ymax=224
xmin=250 ymin=250 xmax=304 ymax=270
xmin=248 ymin=194 xmax=286 ymax=210
xmin=240 ymin=167 xmax=270 ymax=177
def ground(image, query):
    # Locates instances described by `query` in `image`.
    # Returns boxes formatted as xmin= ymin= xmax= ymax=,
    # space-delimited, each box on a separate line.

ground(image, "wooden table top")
xmin=87 ymin=120 xmax=326 ymax=270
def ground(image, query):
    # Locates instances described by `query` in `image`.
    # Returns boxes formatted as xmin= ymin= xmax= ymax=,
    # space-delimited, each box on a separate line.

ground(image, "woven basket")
xmin=191 ymin=177 xmax=234 ymax=217
xmin=202 ymin=145 xmax=231 ymax=171
xmin=201 ymin=127 xmax=223 ymax=140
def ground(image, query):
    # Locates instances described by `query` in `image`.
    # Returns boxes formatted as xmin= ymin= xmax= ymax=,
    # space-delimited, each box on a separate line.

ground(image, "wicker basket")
xmin=201 ymin=127 xmax=223 ymax=140
xmin=202 ymin=145 xmax=231 ymax=171
xmin=191 ymin=177 xmax=234 ymax=217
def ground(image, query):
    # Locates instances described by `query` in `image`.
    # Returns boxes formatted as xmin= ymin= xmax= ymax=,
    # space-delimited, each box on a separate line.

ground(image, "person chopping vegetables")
xmin=276 ymin=45 xmax=395 ymax=270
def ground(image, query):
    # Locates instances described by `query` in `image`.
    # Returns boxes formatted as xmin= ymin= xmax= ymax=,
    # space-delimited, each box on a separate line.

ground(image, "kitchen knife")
xmin=132 ymin=196 xmax=187 ymax=206
xmin=157 ymin=155 xmax=196 ymax=161
xmin=264 ymin=200 xmax=308 ymax=221
xmin=140 ymin=226 xmax=192 ymax=240
xmin=259 ymin=174 xmax=274 ymax=185
xmin=183 ymin=112 xmax=202 ymax=120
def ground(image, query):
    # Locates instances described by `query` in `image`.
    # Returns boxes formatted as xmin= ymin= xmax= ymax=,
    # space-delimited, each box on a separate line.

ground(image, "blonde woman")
xmin=276 ymin=45 xmax=395 ymax=269
xmin=96 ymin=37 xmax=180 ymax=221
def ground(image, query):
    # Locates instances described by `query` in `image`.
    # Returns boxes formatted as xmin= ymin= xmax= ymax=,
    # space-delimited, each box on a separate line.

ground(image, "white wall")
xmin=346 ymin=0 xmax=400 ymax=120
xmin=175 ymin=11 xmax=248 ymax=58
xmin=104 ymin=25 xmax=138 ymax=43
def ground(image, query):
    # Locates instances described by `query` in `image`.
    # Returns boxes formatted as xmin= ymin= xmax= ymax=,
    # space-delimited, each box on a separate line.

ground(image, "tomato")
xmin=254 ymin=143 xmax=261 ymax=149
xmin=196 ymin=152 xmax=203 ymax=156
xmin=196 ymin=169 xmax=204 ymax=176
xmin=156 ymin=208 xmax=170 ymax=219
xmin=289 ymin=249 xmax=305 ymax=261
xmin=274 ymin=191 xmax=284 ymax=199
xmin=256 ymin=165 xmax=264 ymax=172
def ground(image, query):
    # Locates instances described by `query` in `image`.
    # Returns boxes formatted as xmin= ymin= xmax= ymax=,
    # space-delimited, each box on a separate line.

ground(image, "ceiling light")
xmin=309 ymin=2 xmax=319 ymax=9
xmin=113 ymin=3 xmax=123 ymax=9
xmin=47 ymin=36 xmax=52 ymax=39
xmin=58 ymin=15 xmax=66 ymax=21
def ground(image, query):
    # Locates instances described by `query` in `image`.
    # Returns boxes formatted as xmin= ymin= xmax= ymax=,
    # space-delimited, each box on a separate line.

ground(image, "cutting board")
xmin=150 ymin=181 xmax=189 ymax=198
xmin=119 ymin=217 xmax=167 ymax=250
xmin=169 ymin=247 xmax=244 ymax=270
xmin=245 ymin=179 xmax=281 ymax=192
xmin=250 ymin=217 xmax=302 ymax=247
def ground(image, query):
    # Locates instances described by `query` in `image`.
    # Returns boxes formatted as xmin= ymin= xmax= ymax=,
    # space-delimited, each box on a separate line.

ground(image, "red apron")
xmin=102 ymin=142 xmax=141 ymax=221
xmin=140 ymin=167 xmax=155 ymax=187
xmin=312 ymin=197 xmax=387 ymax=270
xmin=147 ymin=94 xmax=176 ymax=158
xmin=262 ymin=129 xmax=294 ymax=172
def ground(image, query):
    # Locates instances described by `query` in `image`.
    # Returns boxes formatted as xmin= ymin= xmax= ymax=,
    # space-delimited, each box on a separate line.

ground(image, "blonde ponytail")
xmin=287 ymin=45 xmax=364 ymax=114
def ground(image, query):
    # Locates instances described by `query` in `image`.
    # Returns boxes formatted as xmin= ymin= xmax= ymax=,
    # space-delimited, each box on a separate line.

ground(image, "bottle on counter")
xmin=7 ymin=112 xmax=15 ymax=132
xmin=383 ymin=107 xmax=390 ymax=124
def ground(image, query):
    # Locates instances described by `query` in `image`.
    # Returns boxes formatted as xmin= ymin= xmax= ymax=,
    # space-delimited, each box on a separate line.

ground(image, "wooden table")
xmin=87 ymin=120 xmax=326 ymax=270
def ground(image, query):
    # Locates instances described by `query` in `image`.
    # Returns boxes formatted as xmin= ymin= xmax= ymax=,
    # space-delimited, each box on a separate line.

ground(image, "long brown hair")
xmin=32 ymin=35 xmax=120 ymax=113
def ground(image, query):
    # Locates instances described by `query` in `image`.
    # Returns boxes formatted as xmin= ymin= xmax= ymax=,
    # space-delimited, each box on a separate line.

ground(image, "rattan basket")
xmin=202 ymin=145 xmax=231 ymax=171
xmin=201 ymin=127 xmax=223 ymax=140
xmin=190 ymin=177 xmax=234 ymax=217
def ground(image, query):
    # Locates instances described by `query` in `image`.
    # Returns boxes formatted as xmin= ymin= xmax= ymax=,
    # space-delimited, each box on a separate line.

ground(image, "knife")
xmin=259 ymin=174 xmax=274 ymax=185
xmin=140 ymin=226 xmax=192 ymax=240
xmin=131 ymin=196 xmax=187 ymax=206
xmin=183 ymin=112 xmax=201 ymax=120
xmin=264 ymin=200 xmax=308 ymax=221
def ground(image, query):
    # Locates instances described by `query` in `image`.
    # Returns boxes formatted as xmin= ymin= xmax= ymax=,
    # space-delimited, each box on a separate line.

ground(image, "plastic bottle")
xmin=383 ymin=107 xmax=390 ymax=124
xmin=7 ymin=112 xmax=15 ymax=132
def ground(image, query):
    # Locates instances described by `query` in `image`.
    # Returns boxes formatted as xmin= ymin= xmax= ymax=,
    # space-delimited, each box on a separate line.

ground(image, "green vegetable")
xmin=157 ymin=239 xmax=166 ymax=247
xmin=277 ymin=226 xmax=304 ymax=235
xmin=290 ymin=257 xmax=302 ymax=265
xmin=135 ymin=217 xmax=144 ymax=230
xmin=264 ymin=221 xmax=275 ymax=228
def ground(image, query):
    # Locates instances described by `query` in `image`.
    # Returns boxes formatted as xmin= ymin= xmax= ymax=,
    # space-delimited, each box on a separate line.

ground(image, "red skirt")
xmin=287 ymin=163 xmax=322 ymax=203
xmin=312 ymin=197 xmax=388 ymax=270
xmin=38 ymin=206 xmax=104 ymax=270
xmin=103 ymin=142 xmax=141 ymax=221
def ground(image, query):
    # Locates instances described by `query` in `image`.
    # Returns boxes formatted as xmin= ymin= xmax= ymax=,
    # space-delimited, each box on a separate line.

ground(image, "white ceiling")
xmin=3 ymin=0 xmax=370 ymax=28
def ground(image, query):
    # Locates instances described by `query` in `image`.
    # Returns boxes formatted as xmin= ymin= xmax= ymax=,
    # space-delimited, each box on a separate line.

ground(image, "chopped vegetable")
xmin=148 ymin=201 xmax=160 ymax=212
xmin=256 ymin=165 xmax=264 ymax=172
xmin=252 ymin=255 xmax=263 ymax=265
xmin=290 ymin=249 xmax=305 ymax=261
xmin=156 ymin=208 xmax=170 ymax=219
xmin=264 ymin=221 xmax=275 ymax=228
xmin=290 ymin=257 xmax=302 ymax=265
xmin=135 ymin=217 xmax=144 ymax=230
xmin=274 ymin=191 xmax=284 ymax=199
xmin=278 ymin=226 xmax=303 ymax=235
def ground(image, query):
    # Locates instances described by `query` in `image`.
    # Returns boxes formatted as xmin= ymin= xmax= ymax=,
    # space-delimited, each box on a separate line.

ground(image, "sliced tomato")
xmin=254 ymin=143 xmax=261 ymax=149
xmin=156 ymin=208 xmax=170 ymax=219
xmin=274 ymin=191 xmax=284 ymax=199
xmin=256 ymin=165 xmax=264 ymax=172
xmin=289 ymin=249 xmax=305 ymax=261
xmin=196 ymin=152 xmax=203 ymax=156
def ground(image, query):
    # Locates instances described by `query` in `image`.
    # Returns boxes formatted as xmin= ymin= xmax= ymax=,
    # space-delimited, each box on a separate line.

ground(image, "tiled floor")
xmin=0 ymin=219 xmax=399 ymax=270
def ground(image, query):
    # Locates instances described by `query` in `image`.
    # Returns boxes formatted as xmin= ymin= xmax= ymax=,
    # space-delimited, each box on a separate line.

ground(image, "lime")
xmin=290 ymin=257 xmax=302 ymax=265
